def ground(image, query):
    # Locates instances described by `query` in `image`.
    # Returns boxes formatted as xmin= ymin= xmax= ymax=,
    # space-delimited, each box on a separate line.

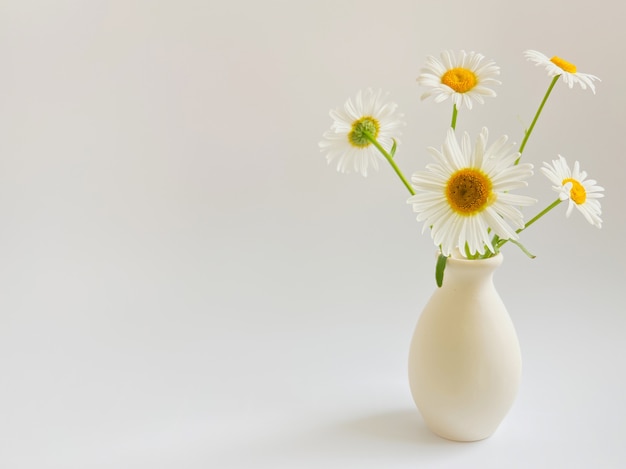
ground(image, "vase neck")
xmin=442 ymin=253 xmax=503 ymax=287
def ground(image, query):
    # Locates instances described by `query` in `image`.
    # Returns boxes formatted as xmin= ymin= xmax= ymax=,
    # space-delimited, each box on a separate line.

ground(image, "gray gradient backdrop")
xmin=1 ymin=0 xmax=625 ymax=468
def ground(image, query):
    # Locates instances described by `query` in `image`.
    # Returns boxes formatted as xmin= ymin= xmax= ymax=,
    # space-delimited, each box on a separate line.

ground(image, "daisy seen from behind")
xmin=541 ymin=155 xmax=604 ymax=228
xmin=319 ymin=88 xmax=406 ymax=178
xmin=524 ymin=50 xmax=601 ymax=93
xmin=407 ymin=127 xmax=536 ymax=257
xmin=417 ymin=50 xmax=501 ymax=111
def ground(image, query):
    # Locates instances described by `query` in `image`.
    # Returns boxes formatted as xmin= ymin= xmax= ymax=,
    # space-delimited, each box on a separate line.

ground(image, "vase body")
xmin=408 ymin=252 xmax=521 ymax=442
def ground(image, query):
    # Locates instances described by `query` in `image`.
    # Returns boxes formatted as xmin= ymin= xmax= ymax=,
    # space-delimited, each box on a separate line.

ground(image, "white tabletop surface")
xmin=1 ymin=1 xmax=624 ymax=468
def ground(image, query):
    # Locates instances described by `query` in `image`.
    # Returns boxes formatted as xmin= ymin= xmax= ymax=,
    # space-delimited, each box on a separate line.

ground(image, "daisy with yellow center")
xmin=524 ymin=50 xmax=601 ymax=93
xmin=417 ymin=50 xmax=501 ymax=111
xmin=319 ymin=88 xmax=405 ymax=177
xmin=541 ymin=155 xmax=604 ymax=228
xmin=408 ymin=128 xmax=536 ymax=257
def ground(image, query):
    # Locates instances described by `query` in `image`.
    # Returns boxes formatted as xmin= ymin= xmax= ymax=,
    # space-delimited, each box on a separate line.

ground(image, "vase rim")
xmin=442 ymin=248 xmax=504 ymax=265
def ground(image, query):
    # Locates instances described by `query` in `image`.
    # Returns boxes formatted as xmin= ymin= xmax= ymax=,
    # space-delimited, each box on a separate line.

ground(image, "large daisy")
xmin=319 ymin=88 xmax=405 ymax=177
xmin=417 ymin=50 xmax=501 ymax=110
xmin=524 ymin=50 xmax=601 ymax=93
xmin=408 ymin=128 xmax=536 ymax=257
xmin=541 ymin=155 xmax=604 ymax=228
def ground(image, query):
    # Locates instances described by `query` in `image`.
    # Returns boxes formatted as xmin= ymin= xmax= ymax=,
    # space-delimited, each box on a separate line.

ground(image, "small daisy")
xmin=524 ymin=50 xmax=601 ymax=93
xmin=319 ymin=88 xmax=405 ymax=177
xmin=417 ymin=50 xmax=501 ymax=110
xmin=408 ymin=127 xmax=536 ymax=257
xmin=541 ymin=155 xmax=604 ymax=228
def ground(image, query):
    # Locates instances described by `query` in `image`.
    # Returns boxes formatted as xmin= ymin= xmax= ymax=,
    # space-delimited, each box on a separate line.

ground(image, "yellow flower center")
xmin=550 ymin=56 xmax=577 ymax=73
xmin=563 ymin=178 xmax=586 ymax=204
xmin=446 ymin=168 xmax=494 ymax=215
xmin=348 ymin=116 xmax=380 ymax=148
xmin=441 ymin=67 xmax=478 ymax=93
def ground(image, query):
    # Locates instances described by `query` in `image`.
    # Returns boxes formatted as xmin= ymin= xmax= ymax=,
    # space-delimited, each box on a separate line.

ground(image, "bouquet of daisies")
xmin=319 ymin=50 xmax=604 ymax=286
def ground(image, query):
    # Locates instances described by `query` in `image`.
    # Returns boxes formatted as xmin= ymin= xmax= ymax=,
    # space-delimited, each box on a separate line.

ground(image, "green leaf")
xmin=435 ymin=253 xmax=447 ymax=288
xmin=509 ymin=239 xmax=536 ymax=259
xmin=390 ymin=139 xmax=397 ymax=158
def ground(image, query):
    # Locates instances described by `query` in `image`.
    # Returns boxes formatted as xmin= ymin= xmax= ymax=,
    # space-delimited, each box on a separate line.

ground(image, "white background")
xmin=1 ymin=1 xmax=625 ymax=468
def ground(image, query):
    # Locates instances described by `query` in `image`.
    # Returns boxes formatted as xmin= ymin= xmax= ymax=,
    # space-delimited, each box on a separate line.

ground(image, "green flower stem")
xmin=516 ymin=75 xmax=560 ymax=163
xmin=519 ymin=198 xmax=562 ymax=232
xmin=451 ymin=104 xmax=458 ymax=130
xmin=365 ymin=133 xmax=415 ymax=196
xmin=489 ymin=76 xmax=560 ymax=249
xmin=497 ymin=198 xmax=562 ymax=248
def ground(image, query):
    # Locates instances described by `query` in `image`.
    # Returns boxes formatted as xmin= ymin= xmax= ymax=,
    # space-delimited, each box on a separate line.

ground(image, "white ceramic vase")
xmin=408 ymin=251 xmax=522 ymax=442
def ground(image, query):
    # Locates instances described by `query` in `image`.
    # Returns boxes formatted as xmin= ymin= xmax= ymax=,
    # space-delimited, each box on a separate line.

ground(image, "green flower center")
xmin=446 ymin=168 xmax=494 ymax=215
xmin=348 ymin=116 xmax=380 ymax=148
xmin=550 ymin=56 xmax=577 ymax=73
xmin=563 ymin=178 xmax=586 ymax=204
xmin=441 ymin=67 xmax=478 ymax=93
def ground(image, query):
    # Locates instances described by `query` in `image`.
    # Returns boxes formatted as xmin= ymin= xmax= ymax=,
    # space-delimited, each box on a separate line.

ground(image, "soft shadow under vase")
xmin=408 ymin=252 xmax=521 ymax=442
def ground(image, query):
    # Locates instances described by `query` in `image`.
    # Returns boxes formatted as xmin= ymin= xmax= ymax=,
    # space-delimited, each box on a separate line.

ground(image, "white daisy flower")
xmin=319 ymin=88 xmax=405 ymax=177
xmin=524 ymin=50 xmax=601 ymax=93
xmin=417 ymin=50 xmax=501 ymax=110
xmin=407 ymin=127 xmax=536 ymax=257
xmin=540 ymin=155 xmax=604 ymax=228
